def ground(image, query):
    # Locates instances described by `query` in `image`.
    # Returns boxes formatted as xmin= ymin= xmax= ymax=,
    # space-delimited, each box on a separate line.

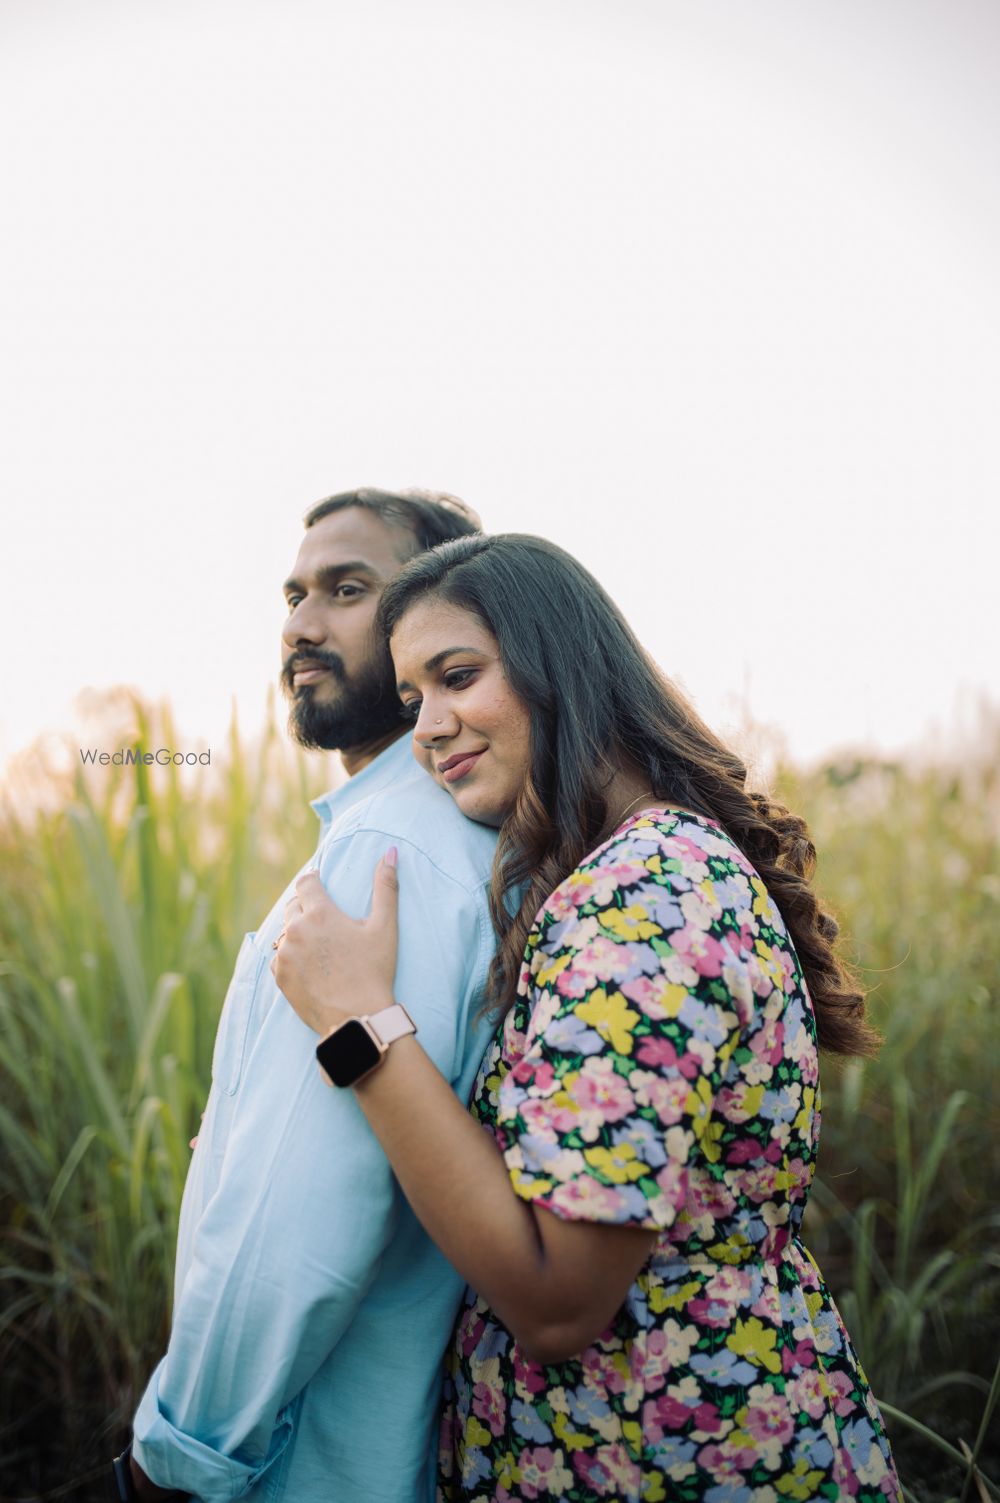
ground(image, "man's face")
xmin=281 ymin=508 xmax=414 ymax=751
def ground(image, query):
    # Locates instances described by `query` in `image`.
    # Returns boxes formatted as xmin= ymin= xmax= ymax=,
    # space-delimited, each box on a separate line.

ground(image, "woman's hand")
xmin=271 ymin=849 xmax=399 ymax=1036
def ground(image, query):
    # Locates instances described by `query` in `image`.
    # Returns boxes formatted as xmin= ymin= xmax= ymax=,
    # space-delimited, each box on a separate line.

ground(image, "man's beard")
xmin=281 ymin=647 xmax=403 ymax=752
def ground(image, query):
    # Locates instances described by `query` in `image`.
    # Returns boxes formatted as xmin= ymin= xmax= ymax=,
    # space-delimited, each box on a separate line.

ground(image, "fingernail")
xmin=385 ymin=846 xmax=398 ymax=868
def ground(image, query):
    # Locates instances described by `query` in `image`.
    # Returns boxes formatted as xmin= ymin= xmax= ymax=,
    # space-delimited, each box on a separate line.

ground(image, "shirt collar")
xmin=310 ymin=733 xmax=413 ymax=833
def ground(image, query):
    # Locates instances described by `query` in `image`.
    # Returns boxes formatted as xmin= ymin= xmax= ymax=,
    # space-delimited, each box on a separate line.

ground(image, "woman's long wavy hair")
xmin=377 ymin=534 xmax=878 ymax=1057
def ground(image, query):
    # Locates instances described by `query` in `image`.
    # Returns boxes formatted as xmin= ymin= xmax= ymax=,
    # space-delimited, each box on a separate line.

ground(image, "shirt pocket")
xmin=212 ymin=930 xmax=269 ymax=1096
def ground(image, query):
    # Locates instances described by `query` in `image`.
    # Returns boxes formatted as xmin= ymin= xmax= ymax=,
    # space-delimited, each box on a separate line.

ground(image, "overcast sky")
xmin=2 ymin=0 xmax=998 ymax=778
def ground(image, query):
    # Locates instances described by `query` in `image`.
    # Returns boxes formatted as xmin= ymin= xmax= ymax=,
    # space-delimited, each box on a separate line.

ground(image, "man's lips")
xmin=437 ymin=749 xmax=486 ymax=784
xmin=292 ymin=664 xmax=330 ymax=684
xmin=287 ymin=656 xmax=342 ymax=688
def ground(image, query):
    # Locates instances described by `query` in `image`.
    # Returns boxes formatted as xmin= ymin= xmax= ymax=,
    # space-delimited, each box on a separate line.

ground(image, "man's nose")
xmin=282 ymin=598 xmax=327 ymax=649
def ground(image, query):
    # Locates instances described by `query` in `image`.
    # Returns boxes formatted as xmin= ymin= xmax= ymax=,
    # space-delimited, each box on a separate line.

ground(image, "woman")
xmin=272 ymin=534 xmax=902 ymax=1503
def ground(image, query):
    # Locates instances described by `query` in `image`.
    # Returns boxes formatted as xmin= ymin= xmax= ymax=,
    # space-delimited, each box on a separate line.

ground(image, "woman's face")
xmin=390 ymin=597 xmax=532 ymax=828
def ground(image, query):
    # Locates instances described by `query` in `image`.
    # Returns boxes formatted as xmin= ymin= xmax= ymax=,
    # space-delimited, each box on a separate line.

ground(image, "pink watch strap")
xmin=367 ymin=1003 xmax=417 ymax=1048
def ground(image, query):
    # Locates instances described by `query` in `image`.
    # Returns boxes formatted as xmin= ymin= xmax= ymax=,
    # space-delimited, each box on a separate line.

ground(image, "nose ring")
xmin=435 ymin=718 xmax=443 ymax=725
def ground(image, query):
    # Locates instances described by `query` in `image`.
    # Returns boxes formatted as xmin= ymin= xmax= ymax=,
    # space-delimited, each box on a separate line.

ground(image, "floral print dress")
xmin=438 ymin=809 xmax=901 ymax=1503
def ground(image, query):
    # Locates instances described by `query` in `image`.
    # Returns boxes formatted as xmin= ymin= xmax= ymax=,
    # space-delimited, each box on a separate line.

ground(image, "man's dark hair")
xmin=303 ymin=487 xmax=482 ymax=552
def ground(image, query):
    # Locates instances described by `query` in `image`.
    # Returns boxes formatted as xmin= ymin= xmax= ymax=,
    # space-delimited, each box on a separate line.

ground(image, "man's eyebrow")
xmin=282 ymin=562 xmax=380 ymax=597
xmin=396 ymin=646 xmax=486 ymax=693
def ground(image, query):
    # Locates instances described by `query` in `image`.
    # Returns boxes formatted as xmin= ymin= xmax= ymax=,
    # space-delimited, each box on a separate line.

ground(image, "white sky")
xmin=2 ymin=0 xmax=998 ymax=776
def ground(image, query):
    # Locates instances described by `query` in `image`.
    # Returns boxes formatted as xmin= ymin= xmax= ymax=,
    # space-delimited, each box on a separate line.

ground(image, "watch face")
xmin=316 ymin=1019 xmax=382 ymax=1087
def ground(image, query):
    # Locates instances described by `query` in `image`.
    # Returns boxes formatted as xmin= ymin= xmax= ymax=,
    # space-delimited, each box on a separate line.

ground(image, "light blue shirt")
xmin=133 ymin=734 xmax=499 ymax=1502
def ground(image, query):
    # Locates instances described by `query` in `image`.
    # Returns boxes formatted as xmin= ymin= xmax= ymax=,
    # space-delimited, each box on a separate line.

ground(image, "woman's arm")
xmin=274 ymin=862 xmax=655 ymax=1363
xmin=354 ymin=1032 xmax=654 ymax=1362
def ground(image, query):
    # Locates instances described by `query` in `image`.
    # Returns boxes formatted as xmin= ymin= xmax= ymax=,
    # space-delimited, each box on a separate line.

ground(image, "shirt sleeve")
xmin=494 ymin=836 xmax=752 ymax=1232
xmin=133 ymin=828 xmax=491 ymax=1501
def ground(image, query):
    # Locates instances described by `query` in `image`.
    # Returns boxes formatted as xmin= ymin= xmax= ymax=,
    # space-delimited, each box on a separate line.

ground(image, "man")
xmin=127 ymin=489 xmax=499 ymax=1502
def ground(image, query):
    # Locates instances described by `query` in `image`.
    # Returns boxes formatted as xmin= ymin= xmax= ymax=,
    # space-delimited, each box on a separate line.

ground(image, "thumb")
xmin=370 ymin=847 xmax=400 ymax=927
xmin=294 ymin=869 xmax=327 ymax=909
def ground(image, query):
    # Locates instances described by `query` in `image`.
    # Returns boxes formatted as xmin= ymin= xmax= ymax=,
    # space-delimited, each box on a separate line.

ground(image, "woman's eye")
xmin=444 ymin=669 xmax=476 ymax=690
xmin=399 ymin=700 xmax=422 ymax=722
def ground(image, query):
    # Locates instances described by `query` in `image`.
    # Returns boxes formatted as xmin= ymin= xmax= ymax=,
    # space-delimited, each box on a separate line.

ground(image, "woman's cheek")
xmin=411 ymin=737 xmax=434 ymax=775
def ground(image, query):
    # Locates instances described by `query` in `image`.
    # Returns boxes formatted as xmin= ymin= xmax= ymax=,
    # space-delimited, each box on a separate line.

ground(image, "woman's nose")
xmin=414 ymin=701 xmax=459 ymax=747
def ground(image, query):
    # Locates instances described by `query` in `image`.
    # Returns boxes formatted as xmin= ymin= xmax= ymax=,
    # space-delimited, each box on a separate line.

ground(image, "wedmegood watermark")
xmin=79 ymin=747 xmax=212 ymax=767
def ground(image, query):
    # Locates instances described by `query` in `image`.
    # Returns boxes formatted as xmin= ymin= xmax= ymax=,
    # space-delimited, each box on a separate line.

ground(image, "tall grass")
xmin=0 ymin=698 xmax=328 ymax=1500
xmin=781 ymin=748 xmax=1000 ymax=1501
xmin=0 ymin=699 xmax=997 ymax=1501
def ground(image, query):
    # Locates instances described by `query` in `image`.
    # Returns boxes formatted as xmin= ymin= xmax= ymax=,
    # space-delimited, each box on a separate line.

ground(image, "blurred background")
xmin=1 ymin=1 xmax=997 ymax=1499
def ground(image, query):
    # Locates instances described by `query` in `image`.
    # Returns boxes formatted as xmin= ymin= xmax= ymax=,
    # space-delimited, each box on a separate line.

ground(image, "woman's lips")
xmin=440 ymin=751 xmax=485 ymax=784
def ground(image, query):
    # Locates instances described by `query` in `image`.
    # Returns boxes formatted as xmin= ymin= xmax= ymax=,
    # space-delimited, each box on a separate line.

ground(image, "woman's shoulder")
xmin=533 ymin=805 xmax=775 ymax=947
xmin=523 ymin=807 xmax=800 ymax=1041
xmin=581 ymin=806 xmax=757 ymax=885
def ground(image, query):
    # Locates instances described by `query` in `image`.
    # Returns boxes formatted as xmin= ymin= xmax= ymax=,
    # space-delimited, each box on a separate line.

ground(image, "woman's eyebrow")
xmin=396 ymin=646 xmax=486 ymax=693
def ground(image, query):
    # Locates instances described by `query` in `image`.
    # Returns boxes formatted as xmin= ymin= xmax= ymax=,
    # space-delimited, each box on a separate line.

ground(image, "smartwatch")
xmin=111 ymin=1442 xmax=187 ymax=1502
xmin=316 ymin=1004 xmax=417 ymax=1088
xmin=111 ymin=1445 xmax=136 ymax=1502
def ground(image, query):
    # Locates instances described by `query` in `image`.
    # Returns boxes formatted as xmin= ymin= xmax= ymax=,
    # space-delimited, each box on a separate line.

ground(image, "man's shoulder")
xmin=323 ymin=757 xmax=498 ymax=892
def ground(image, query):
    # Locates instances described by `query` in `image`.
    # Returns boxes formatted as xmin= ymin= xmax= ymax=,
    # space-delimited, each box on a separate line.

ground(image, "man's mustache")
xmin=281 ymin=649 xmax=347 ymax=693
